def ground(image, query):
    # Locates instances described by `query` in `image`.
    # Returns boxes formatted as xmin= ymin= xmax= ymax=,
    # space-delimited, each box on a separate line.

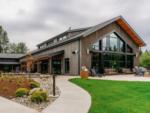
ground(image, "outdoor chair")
xmin=134 ymin=67 xmax=145 ymax=76
xmin=90 ymin=69 xmax=103 ymax=77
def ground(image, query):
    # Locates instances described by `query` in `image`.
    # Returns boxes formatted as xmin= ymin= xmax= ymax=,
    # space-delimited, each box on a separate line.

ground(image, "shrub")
xmin=29 ymin=81 xmax=40 ymax=89
xmin=140 ymin=52 xmax=150 ymax=67
xmin=15 ymin=88 xmax=29 ymax=97
xmin=31 ymin=89 xmax=48 ymax=103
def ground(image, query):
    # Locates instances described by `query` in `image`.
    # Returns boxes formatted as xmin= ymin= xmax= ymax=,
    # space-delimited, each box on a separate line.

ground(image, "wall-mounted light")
xmin=87 ymin=49 xmax=90 ymax=54
xmin=136 ymin=52 xmax=139 ymax=58
xmin=72 ymin=50 xmax=78 ymax=54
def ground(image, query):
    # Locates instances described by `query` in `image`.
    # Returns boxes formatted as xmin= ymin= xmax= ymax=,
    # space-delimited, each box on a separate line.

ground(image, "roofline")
xmin=118 ymin=16 xmax=146 ymax=46
xmin=21 ymin=15 xmax=146 ymax=58
xmin=36 ymin=27 xmax=91 ymax=47
xmin=83 ymin=16 xmax=121 ymax=37
xmin=0 ymin=53 xmax=25 ymax=59
xmin=83 ymin=15 xmax=146 ymax=47
xmin=36 ymin=31 xmax=67 ymax=47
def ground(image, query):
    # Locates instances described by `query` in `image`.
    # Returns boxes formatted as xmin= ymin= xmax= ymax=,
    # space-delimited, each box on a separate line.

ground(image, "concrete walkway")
xmin=90 ymin=74 xmax=150 ymax=81
xmin=42 ymin=76 xmax=91 ymax=113
xmin=0 ymin=96 xmax=39 ymax=113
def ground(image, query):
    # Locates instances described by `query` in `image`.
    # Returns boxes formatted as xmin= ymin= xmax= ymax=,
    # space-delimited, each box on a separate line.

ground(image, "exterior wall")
xmin=21 ymin=40 xmax=80 ymax=75
xmin=81 ymin=22 xmax=140 ymax=70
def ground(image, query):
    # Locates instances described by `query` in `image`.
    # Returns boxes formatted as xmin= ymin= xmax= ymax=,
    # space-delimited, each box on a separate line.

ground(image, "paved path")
xmin=90 ymin=74 xmax=150 ymax=81
xmin=0 ymin=96 xmax=39 ymax=113
xmin=42 ymin=76 xmax=91 ymax=113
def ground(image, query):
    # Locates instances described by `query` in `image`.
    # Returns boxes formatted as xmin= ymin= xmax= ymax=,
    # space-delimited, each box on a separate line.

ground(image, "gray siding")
xmin=81 ymin=22 xmax=140 ymax=70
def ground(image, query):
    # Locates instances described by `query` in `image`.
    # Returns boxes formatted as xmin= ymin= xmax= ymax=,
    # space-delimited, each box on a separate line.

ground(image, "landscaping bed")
xmin=0 ymin=75 xmax=60 ymax=112
xmin=0 ymin=75 xmax=31 ymax=98
xmin=70 ymin=78 xmax=150 ymax=113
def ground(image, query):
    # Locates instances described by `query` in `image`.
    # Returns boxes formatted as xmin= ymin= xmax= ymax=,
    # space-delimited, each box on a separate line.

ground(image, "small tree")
xmin=26 ymin=53 xmax=34 ymax=73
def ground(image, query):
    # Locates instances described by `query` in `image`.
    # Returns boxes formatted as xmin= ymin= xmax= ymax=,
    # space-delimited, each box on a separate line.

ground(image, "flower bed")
xmin=0 ymin=75 xmax=31 ymax=98
xmin=0 ymin=75 xmax=60 ymax=112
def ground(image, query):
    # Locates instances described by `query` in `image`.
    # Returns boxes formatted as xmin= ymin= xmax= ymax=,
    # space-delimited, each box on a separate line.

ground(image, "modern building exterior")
xmin=0 ymin=16 xmax=146 ymax=75
xmin=0 ymin=53 xmax=24 ymax=72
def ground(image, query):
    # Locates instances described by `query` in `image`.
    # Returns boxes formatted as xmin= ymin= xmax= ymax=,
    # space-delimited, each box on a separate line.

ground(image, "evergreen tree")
xmin=9 ymin=42 xmax=28 ymax=54
xmin=0 ymin=26 xmax=9 ymax=53
xmin=16 ymin=42 xmax=28 ymax=54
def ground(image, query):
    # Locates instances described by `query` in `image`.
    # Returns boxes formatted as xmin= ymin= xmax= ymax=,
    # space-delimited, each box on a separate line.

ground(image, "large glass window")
xmin=102 ymin=53 xmax=133 ymax=69
xmin=91 ymin=53 xmax=100 ymax=73
xmin=91 ymin=32 xmax=132 ymax=53
xmin=102 ymin=32 xmax=125 ymax=52
xmin=91 ymin=32 xmax=134 ymax=74
xmin=127 ymin=44 xmax=133 ymax=53
xmin=92 ymin=41 xmax=99 ymax=50
xmin=109 ymin=33 xmax=118 ymax=51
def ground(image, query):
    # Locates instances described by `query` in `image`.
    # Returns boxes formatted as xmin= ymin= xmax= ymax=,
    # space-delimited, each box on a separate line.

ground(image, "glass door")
xmin=52 ymin=59 xmax=61 ymax=74
xmin=91 ymin=52 xmax=104 ymax=74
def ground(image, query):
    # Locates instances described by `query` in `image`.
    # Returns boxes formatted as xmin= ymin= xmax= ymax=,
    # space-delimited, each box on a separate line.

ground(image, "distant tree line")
xmin=0 ymin=26 xmax=28 ymax=54
xmin=140 ymin=50 xmax=150 ymax=68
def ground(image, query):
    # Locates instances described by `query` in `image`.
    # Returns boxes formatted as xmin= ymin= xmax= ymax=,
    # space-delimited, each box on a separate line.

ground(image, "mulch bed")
xmin=0 ymin=75 xmax=32 ymax=98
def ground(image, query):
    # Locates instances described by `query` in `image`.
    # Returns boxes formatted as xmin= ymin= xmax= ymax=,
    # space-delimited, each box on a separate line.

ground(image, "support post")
xmin=52 ymin=74 xmax=56 ymax=96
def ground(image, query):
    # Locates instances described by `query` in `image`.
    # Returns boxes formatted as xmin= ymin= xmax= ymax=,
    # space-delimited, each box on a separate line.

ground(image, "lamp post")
xmin=52 ymin=74 xmax=56 ymax=96
xmin=52 ymin=68 xmax=56 ymax=96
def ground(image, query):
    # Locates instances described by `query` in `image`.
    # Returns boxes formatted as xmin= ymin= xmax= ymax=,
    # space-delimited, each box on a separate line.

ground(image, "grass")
xmin=70 ymin=78 xmax=150 ymax=113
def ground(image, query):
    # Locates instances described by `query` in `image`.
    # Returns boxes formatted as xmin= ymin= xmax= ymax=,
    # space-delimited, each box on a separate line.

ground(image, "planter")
xmin=122 ymin=68 xmax=133 ymax=74
xmin=80 ymin=71 xmax=89 ymax=79
xmin=144 ymin=72 xmax=150 ymax=77
xmin=104 ymin=68 xmax=118 ymax=75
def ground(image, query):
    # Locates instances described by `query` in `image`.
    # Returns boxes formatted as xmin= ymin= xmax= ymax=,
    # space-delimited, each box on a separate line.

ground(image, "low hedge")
xmin=15 ymin=88 xmax=29 ymax=97
xmin=31 ymin=89 xmax=48 ymax=103
xmin=29 ymin=81 xmax=40 ymax=89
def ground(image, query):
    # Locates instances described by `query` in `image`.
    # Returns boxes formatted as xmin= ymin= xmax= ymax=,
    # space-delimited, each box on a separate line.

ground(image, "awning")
xmin=21 ymin=50 xmax=64 ymax=62
xmin=0 ymin=62 xmax=19 ymax=65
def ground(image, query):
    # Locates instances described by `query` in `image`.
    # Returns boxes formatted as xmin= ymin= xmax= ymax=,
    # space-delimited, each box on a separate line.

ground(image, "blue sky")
xmin=0 ymin=0 xmax=149 ymax=51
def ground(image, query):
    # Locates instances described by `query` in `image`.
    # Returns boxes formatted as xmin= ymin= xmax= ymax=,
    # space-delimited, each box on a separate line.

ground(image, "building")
xmin=0 ymin=16 xmax=146 ymax=75
xmin=0 ymin=53 xmax=24 ymax=72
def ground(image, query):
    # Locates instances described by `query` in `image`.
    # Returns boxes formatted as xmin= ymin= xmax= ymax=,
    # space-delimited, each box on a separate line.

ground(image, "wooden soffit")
xmin=116 ymin=18 xmax=145 ymax=47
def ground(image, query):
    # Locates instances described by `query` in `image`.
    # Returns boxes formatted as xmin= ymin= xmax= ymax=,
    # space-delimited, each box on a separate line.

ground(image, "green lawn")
xmin=69 ymin=78 xmax=150 ymax=113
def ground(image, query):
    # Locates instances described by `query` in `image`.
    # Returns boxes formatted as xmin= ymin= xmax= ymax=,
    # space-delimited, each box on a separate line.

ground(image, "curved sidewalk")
xmin=0 ymin=96 xmax=39 ymax=113
xmin=43 ymin=76 xmax=91 ymax=113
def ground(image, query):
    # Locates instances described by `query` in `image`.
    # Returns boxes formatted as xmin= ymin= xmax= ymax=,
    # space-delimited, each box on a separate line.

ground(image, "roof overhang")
xmin=83 ymin=16 xmax=146 ymax=47
xmin=20 ymin=50 xmax=64 ymax=62
xmin=0 ymin=62 xmax=19 ymax=65
xmin=116 ymin=17 xmax=146 ymax=47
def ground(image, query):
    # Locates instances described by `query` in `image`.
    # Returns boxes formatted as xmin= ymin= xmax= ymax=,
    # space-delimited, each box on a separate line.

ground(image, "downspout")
xmin=78 ymin=39 xmax=81 ymax=75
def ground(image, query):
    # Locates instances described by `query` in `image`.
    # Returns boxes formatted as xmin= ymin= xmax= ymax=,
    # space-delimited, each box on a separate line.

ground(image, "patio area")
xmin=90 ymin=74 xmax=150 ymax=81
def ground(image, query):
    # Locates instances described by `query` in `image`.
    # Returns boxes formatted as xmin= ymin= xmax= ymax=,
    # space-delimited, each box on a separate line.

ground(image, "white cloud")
xmin=0 ymin=0 xmax=149 ymax=51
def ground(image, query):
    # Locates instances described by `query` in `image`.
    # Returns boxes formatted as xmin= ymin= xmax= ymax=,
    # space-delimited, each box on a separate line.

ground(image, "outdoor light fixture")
xmin=86 ymin=49 xmax=90 ymax=54
xmin=72 ymin=50 xmax=78 ymax=54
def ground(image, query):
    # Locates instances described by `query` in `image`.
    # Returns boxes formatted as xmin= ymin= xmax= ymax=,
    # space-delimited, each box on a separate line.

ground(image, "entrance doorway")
xmin=52 ymin=54 xmax=63 ymax=74
xmin=52 ymin=59 xmax=61 ymax=74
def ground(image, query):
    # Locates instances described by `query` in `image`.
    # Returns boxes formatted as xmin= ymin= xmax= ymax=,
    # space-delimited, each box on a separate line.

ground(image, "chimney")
xmin=68 ymin=27 xmax=71 ymax=31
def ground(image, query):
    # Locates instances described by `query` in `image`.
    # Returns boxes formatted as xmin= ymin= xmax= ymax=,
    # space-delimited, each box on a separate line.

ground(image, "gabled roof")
xmin=23 ymin=15 xmax=145 ymax=57
xmin=82 ymin=16 xmax=145 ymax=47
xmin=37 ymin=27 xmax=91 ymax=47
xmin=0 ymin=53 xmax=24 ymax=59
